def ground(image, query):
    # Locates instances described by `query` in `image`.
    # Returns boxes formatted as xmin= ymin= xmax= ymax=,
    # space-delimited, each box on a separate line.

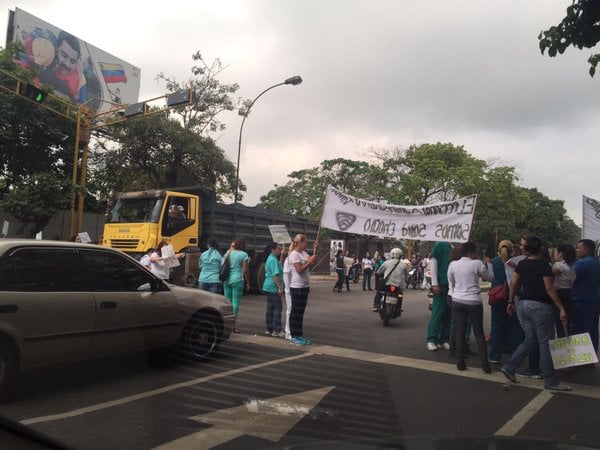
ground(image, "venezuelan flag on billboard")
xmin=98 ymin=62 xmax=128 ymax=84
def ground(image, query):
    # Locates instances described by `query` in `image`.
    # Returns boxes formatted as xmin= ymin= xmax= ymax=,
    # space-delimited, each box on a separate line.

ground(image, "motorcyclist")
xmin=373 ymin=248 xmax=409 ymax=311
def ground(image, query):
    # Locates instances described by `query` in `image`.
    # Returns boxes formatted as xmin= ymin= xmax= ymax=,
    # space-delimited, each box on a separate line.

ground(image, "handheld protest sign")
xmin=550 ymin=332 xmax=599 ymax=369
xmin=268 ymin=225 xmax=292 ymax=244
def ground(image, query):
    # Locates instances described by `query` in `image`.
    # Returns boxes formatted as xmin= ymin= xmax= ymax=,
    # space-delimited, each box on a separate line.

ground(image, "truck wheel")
xmin=257 ymin=263 xmax=265 ymax=290
xmin=0 ymin=340 xmax=17 ymax=399
xmin=181 ymin=314 xmax=220 ymax=360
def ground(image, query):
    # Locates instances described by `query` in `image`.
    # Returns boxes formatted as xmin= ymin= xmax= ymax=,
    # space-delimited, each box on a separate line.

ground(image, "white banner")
xmin=582 ymin=195 xmax=600 ymax=242
xmin=320 ymin=185 xmax=477 ymax=243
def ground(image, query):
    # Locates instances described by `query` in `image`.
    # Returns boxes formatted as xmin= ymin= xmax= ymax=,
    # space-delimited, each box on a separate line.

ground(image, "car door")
xmin=78 ymin=248 xmax=181 ymax=356
xmin=0 ymin=246 xmax=96 ymax=366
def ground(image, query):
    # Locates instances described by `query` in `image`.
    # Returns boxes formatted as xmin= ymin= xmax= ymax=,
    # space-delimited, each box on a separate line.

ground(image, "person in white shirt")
xmin=447 ymin=241 xmax=491 ymax=373
xmin=361 ymin=252 xmax=374 ymax=291
xmin=288 ymin=234 xmax=318 ymax=346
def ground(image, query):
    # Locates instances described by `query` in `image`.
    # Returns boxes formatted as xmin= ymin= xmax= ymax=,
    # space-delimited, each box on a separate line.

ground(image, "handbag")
xmin=218 ymin=253 xmax=231 ymax=282
xmin=488 ymin=283 xmax=507 ymax=305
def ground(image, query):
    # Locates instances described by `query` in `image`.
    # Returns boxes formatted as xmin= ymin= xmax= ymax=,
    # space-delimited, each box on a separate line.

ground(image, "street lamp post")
xmin=233 ymin=75 xmax=302 ymax=207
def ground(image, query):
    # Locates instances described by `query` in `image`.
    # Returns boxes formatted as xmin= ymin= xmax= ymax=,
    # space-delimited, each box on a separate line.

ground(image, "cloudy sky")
xmin=2 ymin=1 xmax=599 ymax=224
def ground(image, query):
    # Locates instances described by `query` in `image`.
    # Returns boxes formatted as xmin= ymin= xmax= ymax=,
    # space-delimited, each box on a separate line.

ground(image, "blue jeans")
xmin=265 ymin=292 xmax=282 ymax=333
xmin=572 ymin=300 xmax=600 ymax=353
xmin=200 ymin=282 xmax=222 ymax=294
xmin=489 ymin=299 xmax=524 ymax=362
xmin=335 ymin=269 xmax=345 ymax=290
xmin=504 ymin=300 xmax=559 ymax=388
xmin=362 ymin=268 xmax=372 ymax=290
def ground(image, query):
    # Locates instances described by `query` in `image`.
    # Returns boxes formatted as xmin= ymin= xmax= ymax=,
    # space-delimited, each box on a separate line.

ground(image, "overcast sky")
xmin=2 ymin=1 xmax=598 ymax=225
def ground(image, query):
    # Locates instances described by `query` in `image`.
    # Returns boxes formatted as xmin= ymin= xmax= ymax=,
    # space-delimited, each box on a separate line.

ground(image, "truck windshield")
xmin=106 ymin=197 xmax=164 ymax=223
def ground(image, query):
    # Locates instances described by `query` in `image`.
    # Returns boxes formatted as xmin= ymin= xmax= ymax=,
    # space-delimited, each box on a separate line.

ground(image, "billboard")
xmin=6 ymin=8 xmax=141 ymax=114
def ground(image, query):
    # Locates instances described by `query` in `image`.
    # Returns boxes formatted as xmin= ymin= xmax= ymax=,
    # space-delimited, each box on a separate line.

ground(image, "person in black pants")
xmin=333 ymin=250 xmax=344 ymax=292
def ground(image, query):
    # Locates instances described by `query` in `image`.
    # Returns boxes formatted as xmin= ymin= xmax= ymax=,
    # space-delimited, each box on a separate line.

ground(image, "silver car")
xmin=0 ymin=239 xmax=235 ymax=396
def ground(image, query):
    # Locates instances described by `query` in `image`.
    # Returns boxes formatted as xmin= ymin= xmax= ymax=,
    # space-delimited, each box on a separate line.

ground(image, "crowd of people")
xmin=189 ymin=234 xmax=599 ymax=390
xmin=421 ymin=236 xmax=600 ymax=392
xmin=194 ymin=233 xmax=318 ymax=346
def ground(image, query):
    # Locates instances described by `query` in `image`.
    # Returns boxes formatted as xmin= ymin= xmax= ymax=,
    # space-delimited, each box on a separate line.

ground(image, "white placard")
xmin=78 ymin=231 xmax=92 ymax=243
xmin=268 ymin=225 xmax=292 ymax=244
xmin=160 ymin=244 xmax=181 ymax=268
xmin=320 ymin=185 xmax=477 ymax=243
xmin=549 ymin=332 xmax=599 ymax=369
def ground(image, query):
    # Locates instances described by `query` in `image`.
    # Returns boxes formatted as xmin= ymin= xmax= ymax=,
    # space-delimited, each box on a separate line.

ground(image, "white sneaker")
xmin=441 ymin=342 xmax=450 ymax=351
xmin=426 ymin=342 xmax=438 ymax=351
xmin=273 ymin=331 xmax=286 ymax=338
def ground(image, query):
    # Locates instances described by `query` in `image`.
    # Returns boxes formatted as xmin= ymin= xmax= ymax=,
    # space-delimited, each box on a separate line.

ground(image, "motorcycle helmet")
xmin=390 ymin=247 xmax=403 ymax=259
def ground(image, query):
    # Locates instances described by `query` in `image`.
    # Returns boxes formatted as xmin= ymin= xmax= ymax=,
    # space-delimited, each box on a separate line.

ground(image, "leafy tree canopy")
xmin=259 ymin=143 xmax=580 ymax=251
xmin=539 ymin=0 xmax=600 ymax=76
xmin=89 ymin=52 xmax=244 ymax=202
xmin=0 ymin=172 xmax=70 ymax=237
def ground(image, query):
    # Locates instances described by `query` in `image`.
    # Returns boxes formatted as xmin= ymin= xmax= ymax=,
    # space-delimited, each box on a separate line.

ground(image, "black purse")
xmin=218 ymin=253 xmax=231 ymax=282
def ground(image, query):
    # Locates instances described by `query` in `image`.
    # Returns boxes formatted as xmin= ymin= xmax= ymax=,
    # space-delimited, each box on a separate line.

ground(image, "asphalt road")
xmin=3 ymin=276 xmax=600 ymax=449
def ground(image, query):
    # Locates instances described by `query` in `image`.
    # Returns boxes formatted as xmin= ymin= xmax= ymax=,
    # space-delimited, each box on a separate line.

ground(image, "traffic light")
xmin=19 ymin=83 xmax=47 ymax=103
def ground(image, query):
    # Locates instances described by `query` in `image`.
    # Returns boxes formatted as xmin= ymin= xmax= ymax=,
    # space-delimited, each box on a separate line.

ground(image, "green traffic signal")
xmin=19 ymin=83 xmax=47 ymax=103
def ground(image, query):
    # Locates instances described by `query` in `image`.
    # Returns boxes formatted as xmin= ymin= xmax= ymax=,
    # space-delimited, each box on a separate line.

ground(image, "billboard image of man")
xmin=38 ymin=31 xmax=86 ymax=103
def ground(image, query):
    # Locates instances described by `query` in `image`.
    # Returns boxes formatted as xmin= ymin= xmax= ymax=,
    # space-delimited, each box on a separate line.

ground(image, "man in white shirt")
xmin=447 ymin=242 xmax=491 ymax=373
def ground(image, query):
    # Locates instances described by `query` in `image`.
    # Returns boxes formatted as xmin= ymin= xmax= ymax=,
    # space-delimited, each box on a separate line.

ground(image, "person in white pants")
xmin=283 ymin=255 xmax=293 ymax=340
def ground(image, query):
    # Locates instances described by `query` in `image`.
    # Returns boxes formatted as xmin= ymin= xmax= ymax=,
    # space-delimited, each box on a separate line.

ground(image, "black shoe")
xmin=482 ymin=364 xmax=492 ymax=374
xmin=457 ymin=360 xmax=467 ymax=371
xmin=501 ymin=367 xmax=517 ymax=383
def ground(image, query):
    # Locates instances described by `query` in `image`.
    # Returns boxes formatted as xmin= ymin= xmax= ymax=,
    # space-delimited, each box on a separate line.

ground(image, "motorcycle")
xmin=406 ymin=268 xmax=419 ymax=289
xmin=378 ymin=284 xmax=404 ymax=327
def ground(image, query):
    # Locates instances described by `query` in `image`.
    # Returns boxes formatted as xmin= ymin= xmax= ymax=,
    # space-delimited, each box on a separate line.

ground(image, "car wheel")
xmin=182 ymin=314 xmax=220 ymax=360
xmin=0 ymin=340 xmax=17 ymax=399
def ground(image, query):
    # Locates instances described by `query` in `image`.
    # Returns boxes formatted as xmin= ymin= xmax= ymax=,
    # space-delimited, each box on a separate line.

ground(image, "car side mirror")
xmin=137 ymin=282 xmax=152 ymax=292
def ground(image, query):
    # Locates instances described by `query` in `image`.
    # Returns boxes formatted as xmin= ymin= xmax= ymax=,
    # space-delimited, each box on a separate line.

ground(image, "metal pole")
xmin=233 ymin=75 xmax=305 ymax=206
xmin=67 ymin=107 xmax=82 ymax=239
xmin=234 ymin=82 xmax=286 ymax=207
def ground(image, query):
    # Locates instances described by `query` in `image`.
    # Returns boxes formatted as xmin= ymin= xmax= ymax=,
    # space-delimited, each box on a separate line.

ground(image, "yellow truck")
xmin=101 ymin=186 xmax=318 ymax=288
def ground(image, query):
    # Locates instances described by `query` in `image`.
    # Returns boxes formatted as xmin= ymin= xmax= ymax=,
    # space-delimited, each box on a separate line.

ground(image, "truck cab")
xmin=101 ymin=189 xmax=201 ymax=258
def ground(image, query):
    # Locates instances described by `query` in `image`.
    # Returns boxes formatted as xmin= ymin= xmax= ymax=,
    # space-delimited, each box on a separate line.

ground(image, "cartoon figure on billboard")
xmin=17 ymin=27 xmax=57 ymax=69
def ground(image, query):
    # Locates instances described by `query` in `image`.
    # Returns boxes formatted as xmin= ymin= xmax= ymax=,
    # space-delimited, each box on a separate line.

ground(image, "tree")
xmin=515 ymin=188 xmax=581 ymax=247
xmin=376 ymin=143 xmax=487 ymax=205
xmin=0 ymin=44 xmax=75 ymax=200
xmin=0 ymin=173 xmax=70 ymax=237
xmin=90 ymin=113 xmax=239 ymax=201
xmin=539 ymin=0 xmax=600 ymax=76
xmin=89 ymin=52 xmax=243 ymax=202
xmin=259 ymin=158 xmax=380 ymax=219
xmin=258 ymin=143 xmax=579 ymax=252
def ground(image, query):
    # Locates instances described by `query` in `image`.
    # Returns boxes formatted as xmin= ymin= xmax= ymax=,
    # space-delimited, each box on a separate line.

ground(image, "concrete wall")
xmin=0 ymin=209 xmax=105 ymax=242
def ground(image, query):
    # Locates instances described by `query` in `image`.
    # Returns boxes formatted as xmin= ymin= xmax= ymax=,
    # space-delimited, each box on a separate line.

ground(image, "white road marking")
xmin=234 ymin=334 xmax=600 ymax=399
xmin=20 ymin=352 xmax=311 ymax=426
xmin=153 ymin=386 xmax=335 ymax=449
xmin=494 ymin=390 xmax=554 ymax=436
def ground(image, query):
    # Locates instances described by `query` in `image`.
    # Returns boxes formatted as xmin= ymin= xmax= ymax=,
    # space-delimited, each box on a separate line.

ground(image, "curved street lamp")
xmin=234 ymin=75 xmax=303 ymax=207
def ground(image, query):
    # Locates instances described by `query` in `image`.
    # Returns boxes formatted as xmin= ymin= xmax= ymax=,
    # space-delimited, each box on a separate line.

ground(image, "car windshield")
xmin=106 ymin=197 xmax=164 ymax=224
